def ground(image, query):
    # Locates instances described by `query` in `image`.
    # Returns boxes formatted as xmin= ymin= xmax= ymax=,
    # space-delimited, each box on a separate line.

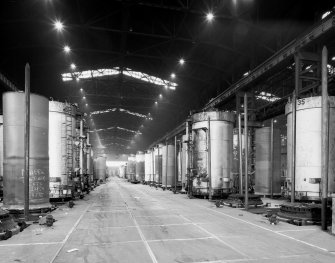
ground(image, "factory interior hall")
xmin=1 ymin=0 xmax=335 ymax=262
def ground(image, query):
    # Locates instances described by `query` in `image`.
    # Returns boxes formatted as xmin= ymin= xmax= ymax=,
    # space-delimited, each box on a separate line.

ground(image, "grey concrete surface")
xmin=0 ymin=177 xmax=334 ymax=263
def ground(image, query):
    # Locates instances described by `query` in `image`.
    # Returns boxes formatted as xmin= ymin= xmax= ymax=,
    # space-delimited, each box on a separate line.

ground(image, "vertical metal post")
xmin=24 ymin=63 xmax=30 ymax=221
xmin=174 ymin=136 xmax=177 ymax=193
xmin=186 ymin=119 xmax=192 ymax=198
xmin=158 ymin=145 xmax=160 ymax=186
xmin=244 ymin=93 xmax=249 ymax=210
xmin=238 ymin=113 xmax=243 ymax=195
xmin=208 ymin=117 xmax=212 ymax=200
xmin=270 ymin=118 xmax=274 ymax=199
xmin=321 ymin=46 xmax=329 ymax=231
xmin=80 ymin=119 xmax=84 ymax=175
xmin=291 ymin=55 xmax=299 ymax=203
xmin=151 ymin=148 xmax=154 ymax=185
xmin=165 ymin=141 xmax=168 ymax=190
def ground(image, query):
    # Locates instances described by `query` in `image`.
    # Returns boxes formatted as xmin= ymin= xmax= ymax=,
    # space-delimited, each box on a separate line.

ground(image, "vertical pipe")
xmin=151 ymin=148 xmax=154 ymax=185
xmin=238 ymin=113 xmax=243 ymax=195
xmin=244 ymin=93 xmax=249 ymax=210
xmin=208 ymin=117 xmax=212 ymax=200
xmin=158 ymin=145 xmax=160 ymax=185
xmin=174 ymin=136 xmax=177 ymax=193
xmin=80 ymin=119 xmax=84 ymax=175
xmin=24 ymin=63 xmax=30 ymax=221
xmin=321 ymin=46 xmax=329 ymax=231
xmin=165 ymin=141 xmax=168 ymax=189
xmin=186 ymin=120 xmax=191 ymax=198
xmin=270 ymin=118 xmax=274 ymax=199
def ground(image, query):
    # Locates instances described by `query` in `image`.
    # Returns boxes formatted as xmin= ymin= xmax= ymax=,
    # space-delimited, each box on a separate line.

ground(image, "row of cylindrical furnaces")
xmin=120 ymin=96 xmax=335 ymax=201
xmin=0 ymin=92 xmax=108 ymax=211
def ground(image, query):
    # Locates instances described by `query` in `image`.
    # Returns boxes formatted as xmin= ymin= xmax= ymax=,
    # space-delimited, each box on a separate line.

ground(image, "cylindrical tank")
xmin=192 ymin=111 xmax=234 ymax=196
xmin=154 ymin=144 xmax=163 ymax=185
xmin=93 ymin=158 xmax=98 ymax=181
xmin=49 ymin=101 xmax=77 ymax=199
xmin=232 ymin=129 xmax=252 ymax=189
xmin=135 ymin=151 xmax=145 ymax=182
xmin=0 ymin=116 xmax=3 ymax=198
xmin=180 ymin=134 xmax=188 ymax=191
xmin=127 ymin=155 xmax=136 ymax=181
xmin=286 ymin=96 xmax=335 ymax=200
xmin=255 ymin=127 xmax=281 ymax=195
xmin=96 ymin=156 xmax=107 ymax=183
xmin=162 ymin=144 xmax=176 ymax=188
xmin=119 ymin=165 xmax=126 ymax=178
xmin=144 ymin=151 xmax=152 ymax=183
xmin=3 ymin=92 xmax=50 ymax=209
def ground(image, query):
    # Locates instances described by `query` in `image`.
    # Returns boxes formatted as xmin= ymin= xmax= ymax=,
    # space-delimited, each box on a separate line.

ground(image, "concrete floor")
xmin=1 ymin=178 xmax=335 ymax=263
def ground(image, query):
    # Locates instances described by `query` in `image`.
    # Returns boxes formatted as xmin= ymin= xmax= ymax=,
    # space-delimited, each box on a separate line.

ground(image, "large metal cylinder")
xmin=0 ymin=116 xmax=3 ymax=198
xmin=162 ymin=144 xmax=176 ymax=188
xmin=127 ymin=155 xmax=136 ymax=181
xmin=96 ymin=156 xmax=107 ymax=182
xmin=93 ymin=158 xmax=97 ymax=181
xmin=119 ymin=165 xmax=126 ymax=178
xmin=255 ymin=127 xmax=281 ymax=195
xmin=286 ymin=96 xmax=335 ymax=200
xmin=3 ymin=92 xmax=50 ymax=209
xmin=181 ymin=135 xmax=187 ymax=190
xmin=49 ymin=101 xmax=77 ymax=198
xmin=135 ymin=151 xmax=145 ymax=182
xmin=192 ymin=111 xmax=234 ymax=196
xmin=144 ymin=151 xmax=152 ymax=183
xmin=154 ymin=144 xmax=163 ymax=184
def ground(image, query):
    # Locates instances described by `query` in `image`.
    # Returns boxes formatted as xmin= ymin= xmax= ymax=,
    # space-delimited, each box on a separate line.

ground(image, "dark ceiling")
xmin=0 ymin=0 xmax=334 ymax=156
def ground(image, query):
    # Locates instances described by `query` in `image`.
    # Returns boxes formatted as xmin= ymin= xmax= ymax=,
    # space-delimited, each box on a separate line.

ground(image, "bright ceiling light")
xmin=54 ymin=20 xmax=64 ymax=31
xmin=179 ymin=58 xmax=185 ymax=65
xmin=155 ymin=101 xmax=158 ymax=105
xmin=206 ymin=12 xmax=214 ymax=22
xmin=85 ymin=103 xmax=88 ymax=107
xmin=70 ymin=63 xmax=76 ymax=70
xmin=80 ymin=88 xmax=83 ymax=92
xmin=170 ymin=73 xmax=176 ymax=79
xmin=63 ymin=45 xmax=71 ymax=53
xmin=159 ymin=94 xmax=162 ymax=99
xmin=83 ymin=96 xmax=86 ymax=100
xmin=322 ymin=11 xmax=331 ymax=20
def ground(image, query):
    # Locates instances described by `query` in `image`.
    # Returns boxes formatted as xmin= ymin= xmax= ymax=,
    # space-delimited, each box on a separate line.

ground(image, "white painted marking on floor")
xmin=192 ymin=253 xmax=309 ymax=263
xmin=117 ymin=183 xmax=158 ymax=263
xmin=148 ymin=236 xmax=214 ymax=243
xmin=49 ymin=203 xmax=91 ymax=263
xmin=198 ymin=204 xmax=330 ymax=252
xmin=179 ymin=214 xmax=249 ymax=259
xmin=275 ymin=229 xmax=317 ymax=233
xmin=0 ymin=242 xmax=62 ymax=247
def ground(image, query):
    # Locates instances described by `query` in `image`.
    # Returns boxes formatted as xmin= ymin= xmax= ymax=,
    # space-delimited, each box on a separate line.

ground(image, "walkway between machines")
xmin=1 ymin=178 xmax=334 ymax=263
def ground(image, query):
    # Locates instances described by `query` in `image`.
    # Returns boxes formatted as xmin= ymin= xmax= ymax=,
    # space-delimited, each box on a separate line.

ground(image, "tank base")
xmin=0 ymin=209 xmax=20 ymax=240
xmin=277 ymin=203 xmax=331 ymax=225
xmin=4 ymin=203 xmax=53 ymax=214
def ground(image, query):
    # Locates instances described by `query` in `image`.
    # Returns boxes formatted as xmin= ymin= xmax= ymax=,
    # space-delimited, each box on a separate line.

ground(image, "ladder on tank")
xmin=61 ymin=104 xmax=74 ymax=199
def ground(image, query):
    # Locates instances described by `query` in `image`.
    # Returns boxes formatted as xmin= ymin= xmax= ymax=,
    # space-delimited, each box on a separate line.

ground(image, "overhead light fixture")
xmin=80 ymin=88 xmax=83 ymax=92
xmin=206 ymin=12 xmax=214 ymax=22
xmin=155 ymin=101 xmax=158 ymax=105
xmin=170 ymin=73 xmax=176 ymax=79
xmin=159 ymin=94 xmax=162 ymax=99
xmin=54 ymin=20 xmax=64 ymax=31
xmin=70 ymin=63 xmax=76 ymax=70
xmin=63 ymin=45 xmax=71 ymax=53
xmin=85 ymin=103 xmax=88 ymax=107
xmin=83 ymin=96 xmax=86 ymax=100
xmin=322 ymin=11 xmax=331 ymax=20
xmin=179 ymin=58 xmax=185 ymax=65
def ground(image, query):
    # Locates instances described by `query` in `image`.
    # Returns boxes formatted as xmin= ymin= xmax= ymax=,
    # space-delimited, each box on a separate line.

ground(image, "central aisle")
xmin=53 ymin=178 xmax=335 ymax=263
